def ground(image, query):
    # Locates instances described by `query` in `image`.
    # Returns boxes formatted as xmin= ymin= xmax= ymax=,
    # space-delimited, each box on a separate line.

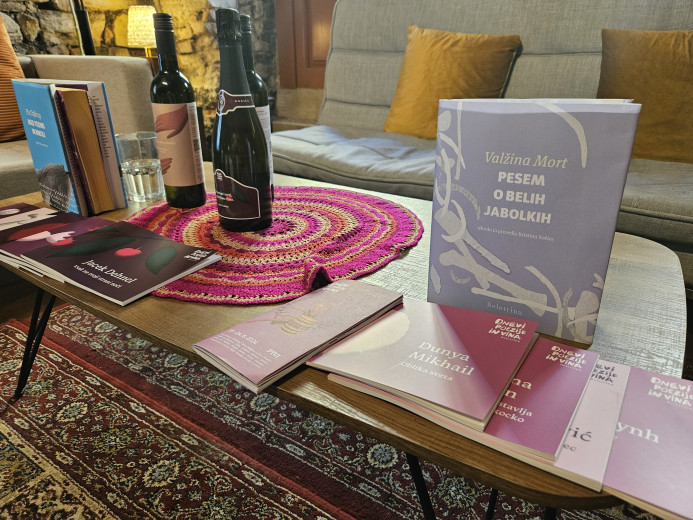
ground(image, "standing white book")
xmin=428 ymin=98 xmax=640 ymax=343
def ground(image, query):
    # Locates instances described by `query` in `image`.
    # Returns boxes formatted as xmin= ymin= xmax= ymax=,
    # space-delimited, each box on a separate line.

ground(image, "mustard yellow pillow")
xmin=0 ymin=18 xmax=26 ymax=143
xmin=597 ymin=29 xmax=693 ymax=163
xmin=384 ymin=25 xmax=521 ymax=139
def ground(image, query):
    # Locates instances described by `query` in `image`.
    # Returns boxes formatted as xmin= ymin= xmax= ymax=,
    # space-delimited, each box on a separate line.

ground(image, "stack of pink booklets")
xmin=192 ymin=283 xmax=692 ymax=519
xmin=308 ymin=298 xmax=692 ymax=519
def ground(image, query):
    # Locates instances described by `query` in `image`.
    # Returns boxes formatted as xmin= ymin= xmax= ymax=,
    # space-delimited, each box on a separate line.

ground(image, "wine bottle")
xmin=212 ymin=8 xmax=272 ymax=231
xmin=151 ymin=13 xmax=206 ymax=208
xmin=240 ymin=14 xmax=274 ymax=199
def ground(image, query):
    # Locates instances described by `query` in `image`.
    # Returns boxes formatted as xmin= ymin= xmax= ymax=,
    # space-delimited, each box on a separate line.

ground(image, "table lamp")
xmin=127 ymin=5 xmax=157 ymax=57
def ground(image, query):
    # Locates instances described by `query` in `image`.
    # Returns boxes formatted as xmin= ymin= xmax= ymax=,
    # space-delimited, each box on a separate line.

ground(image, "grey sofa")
xmin=1 ymin=55 xmax=155 ymax=199
xmin=271 ymin=0 xmax=693 ymax=297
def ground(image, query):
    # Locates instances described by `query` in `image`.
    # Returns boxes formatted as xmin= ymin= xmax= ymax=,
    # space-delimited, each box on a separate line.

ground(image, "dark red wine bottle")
xmin=151 ymin=13 xmax=206 ymax=208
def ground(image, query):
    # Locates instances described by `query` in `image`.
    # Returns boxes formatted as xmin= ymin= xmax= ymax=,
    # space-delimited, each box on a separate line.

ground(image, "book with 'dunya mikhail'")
xmin=309 ymin=298 xmax=539 ymax=430
xmin=427 ymin=99 xmax=641 ymax=344
xmin=603 ymin=367 xmax=693 ymax=520
xmin=192 ymin=280 xmax=403 ymax=393
xmin=21 ymin=220 xmax=221 ymax=305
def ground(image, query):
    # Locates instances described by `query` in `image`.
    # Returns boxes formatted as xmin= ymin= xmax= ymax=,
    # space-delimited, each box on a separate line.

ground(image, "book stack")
xmin=11 ymin=78 xmax=126 ymax=216
xmin=0 ymin=203 xmax=221 ymax=306
xmin=189 ymin=275 xmax=691 ymax=517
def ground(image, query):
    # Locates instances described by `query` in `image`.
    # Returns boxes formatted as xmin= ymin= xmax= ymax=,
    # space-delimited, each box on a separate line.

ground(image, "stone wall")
xmin=2 ymin=0 xmax=277 ymax=135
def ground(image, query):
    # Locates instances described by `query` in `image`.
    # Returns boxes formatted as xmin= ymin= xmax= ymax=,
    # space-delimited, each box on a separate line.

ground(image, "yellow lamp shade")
xmin=128 ymin=5 xmax=156 ymax=49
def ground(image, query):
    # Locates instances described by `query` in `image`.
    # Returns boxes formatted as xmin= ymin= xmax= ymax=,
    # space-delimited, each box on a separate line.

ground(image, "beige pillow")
xmin=597 ymin=29 xmax=693 ymax=163
xmin=0 ymin=17 xmax=26 ymax=143
xmin=384 ymin=25 xmax=522 ymax=139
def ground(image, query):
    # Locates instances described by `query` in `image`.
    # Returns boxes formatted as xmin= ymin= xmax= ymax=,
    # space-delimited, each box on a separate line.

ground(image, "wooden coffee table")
xmin=1 ymin=167 xmax=687 ymax=517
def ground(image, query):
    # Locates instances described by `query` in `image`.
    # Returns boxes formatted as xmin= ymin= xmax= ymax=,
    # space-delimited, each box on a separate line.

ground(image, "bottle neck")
xmin=241 ymin=32 xmax=254 ymax=71
xmin=218 ymin=40 xmax=251 ymax=95
xmin=155 ymin=31 xmax=180 ymax=72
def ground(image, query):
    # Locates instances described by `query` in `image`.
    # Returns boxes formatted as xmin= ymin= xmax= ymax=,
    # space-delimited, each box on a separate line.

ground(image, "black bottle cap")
xmin=153 ymin=13 xmax=173 ymax=32
xmin=216 ymin=8 xmax=241 ymax=41
xmin=240 ymin=14 xmax=252 ymax=34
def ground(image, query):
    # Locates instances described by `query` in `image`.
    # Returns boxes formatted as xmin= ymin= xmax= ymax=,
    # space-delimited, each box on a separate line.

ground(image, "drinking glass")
xmin=115 ymin=132 xmax=164 ymax=202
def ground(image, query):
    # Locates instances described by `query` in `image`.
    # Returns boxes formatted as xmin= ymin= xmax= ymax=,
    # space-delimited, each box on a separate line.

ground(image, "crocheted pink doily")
xmin=125 ymin=186 xmax=423 ymax=304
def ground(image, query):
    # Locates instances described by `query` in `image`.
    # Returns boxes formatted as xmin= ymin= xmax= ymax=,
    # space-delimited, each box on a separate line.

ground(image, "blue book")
xmin=12 ymin=80 xmax=85 ymax=214
xmin=12 ymin=79 xmax=127 ymax=214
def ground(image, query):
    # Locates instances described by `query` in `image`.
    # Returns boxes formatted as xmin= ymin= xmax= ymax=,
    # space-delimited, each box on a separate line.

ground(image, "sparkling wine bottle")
xmin=240 ymin=13 xmax=274 ymax=199
xmin=151 ymin=13 xmax=206 ymax=208
xmin=212 ymin=8 xmax=272 ymax=231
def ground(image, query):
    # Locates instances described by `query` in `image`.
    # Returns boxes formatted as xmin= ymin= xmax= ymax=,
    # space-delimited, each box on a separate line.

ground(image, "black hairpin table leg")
xmin=13 ymin=288 xmax=56 ymax=399
xmin=406 ymin=452 xmax=437 ymax=520
xmin=485 ymin=488 xmax=499 ymax=519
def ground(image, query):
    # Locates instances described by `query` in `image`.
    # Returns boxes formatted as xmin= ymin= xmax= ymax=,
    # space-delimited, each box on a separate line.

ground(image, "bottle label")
xmin=152 ymin=102 xmax=205 ymax=187
xmin=255 ymin=104 xmax=274 ymax=185
xmin=214 ymin=168 xmax=261 ymax=220
xmin=217 ymin=91 xmax=254 ymax=116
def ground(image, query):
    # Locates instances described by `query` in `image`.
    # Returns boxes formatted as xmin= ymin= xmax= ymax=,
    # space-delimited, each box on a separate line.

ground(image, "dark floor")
xmin=2 ymin=270 xmax=693 ymax=380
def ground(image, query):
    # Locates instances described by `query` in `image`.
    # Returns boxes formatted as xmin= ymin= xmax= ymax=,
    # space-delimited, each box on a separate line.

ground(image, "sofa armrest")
xmin=27 ymin=55 xmax=155 ymax=134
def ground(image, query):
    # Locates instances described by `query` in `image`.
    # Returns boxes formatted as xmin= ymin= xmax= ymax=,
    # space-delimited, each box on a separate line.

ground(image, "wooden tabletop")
xmin=1 ymin=166 xmax=687 ymax=510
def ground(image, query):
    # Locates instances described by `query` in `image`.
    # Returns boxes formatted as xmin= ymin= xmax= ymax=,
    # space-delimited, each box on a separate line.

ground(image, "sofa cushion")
xmin=617 ymin=158 xmax=693 ymax=244
xmin=597 ymin=29 xmax=693 ymax=164
xmin=0 ymin=18 xmax=25 ymax=143
xmin=272 ymin=125 xmax=436 ymax=199
xmin=0 ymin=139 xmax=39 ymax=197
xmin=384 ymin=26 xmax=521 ymax=139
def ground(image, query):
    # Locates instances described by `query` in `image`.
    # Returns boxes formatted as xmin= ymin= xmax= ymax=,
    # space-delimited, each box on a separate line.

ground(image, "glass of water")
xmin=115 ymin=132 xmax=164 ymax=203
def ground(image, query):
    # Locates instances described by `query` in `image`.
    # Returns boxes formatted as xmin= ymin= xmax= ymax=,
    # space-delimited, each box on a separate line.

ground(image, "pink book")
xmin=193 ymin=280 xmax=403 ymax=393
xmin=550 ymin=361 xmax=630 ymax=490
xmin=309 ymin=298 xmax=539 ymax=430
xmin=483 ymin=337 xmax=599 ymax=460
xmin=603 ymin=367 xmax=693 ymax=519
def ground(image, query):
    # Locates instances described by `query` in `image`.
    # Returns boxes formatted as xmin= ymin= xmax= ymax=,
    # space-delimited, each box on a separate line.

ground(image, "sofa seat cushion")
xmin=0 ymin=139 xmax=40 ymax=198
xmin=617 ymin=158 xmax=693 ymax=244
xmin=272 ymin=125 xmax=436 ymax=199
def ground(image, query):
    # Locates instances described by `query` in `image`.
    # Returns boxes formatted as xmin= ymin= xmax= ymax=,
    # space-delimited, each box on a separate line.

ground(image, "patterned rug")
xmin=0 ymin=305 xmax=658 ymax=519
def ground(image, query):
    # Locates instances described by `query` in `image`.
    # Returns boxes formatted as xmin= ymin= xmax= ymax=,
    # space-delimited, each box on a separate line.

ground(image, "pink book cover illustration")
xmin=0 ymin=204 xmax=57 ymax=232
xmin=0 ymin=214 xmax=111 ymax=259
xmin=21 ymin=220 xmax=220 ymax=305
xmin=193 ymin=280 xmax=403 ymax=393
xmin=483 ymin=337 xmax=599 ymax=459
xmin=0 ymin=214 xmax=111 ymax=275
xmin=309 ymin=298 xmax=538 ymax=430
xmin=603 ymin=367 xmax=693 ymax=519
